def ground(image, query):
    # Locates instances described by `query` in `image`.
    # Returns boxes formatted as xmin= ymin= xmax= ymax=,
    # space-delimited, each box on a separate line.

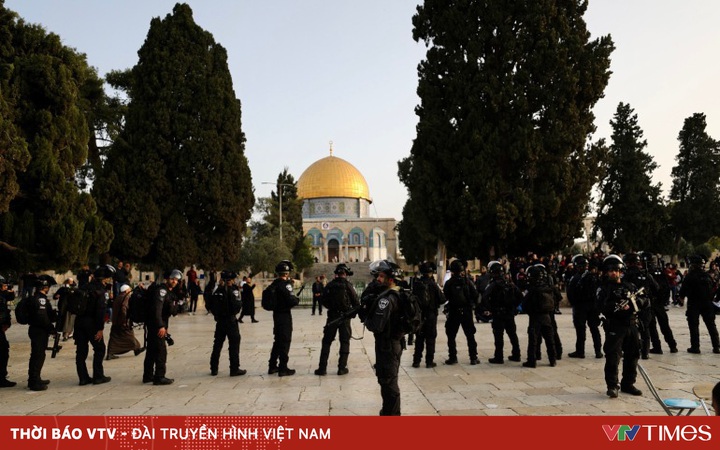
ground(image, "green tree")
xmin=0 ymin=2 xmax=112 ymax=272
xmin=93 ymin=3 xmax=253 ymax=271
xmin=399 ymin=0 xmax=613 ymax=260
xmin=669 ymin=112 xmax=720 ymax=246
xmin=593 ymin=103 xmax=667 ymax=253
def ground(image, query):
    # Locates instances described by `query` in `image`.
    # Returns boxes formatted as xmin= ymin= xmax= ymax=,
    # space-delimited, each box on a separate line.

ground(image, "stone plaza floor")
xmin=1 ymin=304 xmax=718 ymax=416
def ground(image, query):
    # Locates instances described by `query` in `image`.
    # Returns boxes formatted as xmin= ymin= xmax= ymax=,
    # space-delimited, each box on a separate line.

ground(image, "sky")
xmin=6 ymin=0 xmax=720 ymax=223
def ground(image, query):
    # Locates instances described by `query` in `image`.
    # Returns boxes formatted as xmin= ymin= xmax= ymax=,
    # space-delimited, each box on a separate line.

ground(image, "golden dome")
xmin=297 ymin=153 xmax=371 ymax=201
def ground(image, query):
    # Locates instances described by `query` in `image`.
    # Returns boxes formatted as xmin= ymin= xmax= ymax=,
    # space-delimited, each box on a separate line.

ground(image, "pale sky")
xmin=6 ymin=0 xmax=720 ymax=223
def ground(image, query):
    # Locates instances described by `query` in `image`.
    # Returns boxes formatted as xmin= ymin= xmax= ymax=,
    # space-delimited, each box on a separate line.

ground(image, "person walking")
xmin=75 ymin=265 xmax=113 ymax=386
xmin=143 ymin=269 xmax=182 ymax=385
xmin=238 ymin=276 xmax=258 ymax=323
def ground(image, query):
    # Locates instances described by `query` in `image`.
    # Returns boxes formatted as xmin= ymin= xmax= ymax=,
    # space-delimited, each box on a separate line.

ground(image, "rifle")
xmin=296 ymin=283 xmax=306 ymax=297
xmin=50 ymin=331 xmax=62 ymax=358
xmin=614 ymin=287 xmax=645 ymax=313
xmin=323 ymin=293 xmax=377 ymax=331
xmin=50 ymin=292 xmax=67 ymax=358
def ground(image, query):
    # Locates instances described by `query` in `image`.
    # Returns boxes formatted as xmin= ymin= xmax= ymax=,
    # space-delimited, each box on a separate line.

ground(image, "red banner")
xmin=0 ymin=416 xmax=717 ymax=450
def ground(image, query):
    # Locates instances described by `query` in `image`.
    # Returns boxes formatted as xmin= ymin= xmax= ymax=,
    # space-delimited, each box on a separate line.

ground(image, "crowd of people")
xmin=0 ymin=252 xmax=719 ymax=416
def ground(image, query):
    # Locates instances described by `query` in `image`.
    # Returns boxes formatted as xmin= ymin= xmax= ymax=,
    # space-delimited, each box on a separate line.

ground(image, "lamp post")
xmin=262 ymin=182 xmax=293 ymax=242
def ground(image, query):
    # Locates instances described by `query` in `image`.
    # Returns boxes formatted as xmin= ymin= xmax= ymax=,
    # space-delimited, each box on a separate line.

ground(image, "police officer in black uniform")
xmin=143 ymin=269 xmax=181 ymax=385
xmin=645 ymin=252 xmax=678 ymax=354
xmin=522 ymin=264 xmax=557 ymax=368
xmin=27 ymin=275 xmax=57 ymax=391
xmin=364 ymin=260 xmax=405 ymax=415
xmin=482 ymin=261 xmax=522 ymax=364
xmin=679 ymin=255 xmax=720 ymax=354
xmin=621 ymin=253 xmax=657 ymax=360
xmin=209 ymin=271 xmax=246 ymax=377
xmin=443 ymin=259 xmax=480 ymax=365
xmin=0 ymin=276 xmax=17 ymax=388
xmin=411 ymin=261 xmax=445 ymax=368
xmin=268 ymin=260 xmax=300 ymax=377
xmin=75 ymin=265 xmax=113 ymax=386
xmin=597 ymin=254 xmax=646 ymax=398
xmin=567 ymin=255 xmax=603 ymax=358
xmin=315 ymin=264 xmax=360 ymax=376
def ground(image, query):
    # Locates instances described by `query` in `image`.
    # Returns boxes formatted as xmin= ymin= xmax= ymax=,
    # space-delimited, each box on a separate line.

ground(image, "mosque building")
xmin=296 ymin=145 xmax=398 ymax=264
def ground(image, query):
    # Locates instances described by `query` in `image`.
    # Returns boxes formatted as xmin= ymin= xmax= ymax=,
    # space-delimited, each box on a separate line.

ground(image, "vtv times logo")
xmin=603 ymin=424 xmax=712 ymax=442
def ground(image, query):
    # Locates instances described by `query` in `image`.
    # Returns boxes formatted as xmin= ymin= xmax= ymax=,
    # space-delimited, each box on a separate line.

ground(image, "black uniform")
xmin=143 ymin=283 xmax=176 ymax=383
xmin=367 ymin=286 xmax=403 ymax=416
xmin=567 ymin=270 xmax=603 ymax=358
xmin=210 ymin=284 xmax=244 ymax=375
xmin=27 ymin=289 xmax=56 ymax=389
xmin=317 ymin=277 xmax=359 ymax=374
xmin=623 ymin=266 xmax=658 ymax=359
xmin=482 ymin=277 xmax=522 ymax=362
xmin=0 ymin=286 xmax=15 ymax=386
xmin=238 ymin=281 xmax=257 ymax=322
xmin=311 ymin=279 xmax=324 ymax=315
xmin=679 ymin=268 xmax=720 ymax=353
xmin=598 ymin=279 xmax=645 ymax=393
xmin=268 ymin=278 xmax=300 ymax=374
xmin=412 ymin=275 xmax=445 ymax=367
xmin=522 ymin=282 xmax=557 ymax=367
xmin=74 ymin=281 xmax=109 ymax=384
xmin=443 ymin=273 xmax=479 ymax=364
xmin=648 ymin=267 xmax=677 ymax=353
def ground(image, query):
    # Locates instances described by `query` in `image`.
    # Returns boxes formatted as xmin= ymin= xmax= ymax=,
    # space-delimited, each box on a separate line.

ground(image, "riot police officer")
xmin=598 ymin=255 xmax=647 ymax=398
xmin=364 ymin=260 xmax=405 ymax=415
xmin=679 ymin=255 xmax=720 ymax=354
xmin=567 ymin=255 xmax=603 ymax=358
xmin=268 ymin=260 xmax=300 ymax=377
xmin=644 ymin=252 xmax=678 ymax=354
xmin=27 ymin=275 xmax=57 ymax=390
xmin=315 ymin=263 xmax=360 ymax=376
xmin=411 ymin=261 xmax=445 ymax=368
xmin=209 ymin=271 xmax=246 ymax=377
xmin=143 ymin=269 xmax=181 ymax=385
xmin=443 ymin=259 xmax=480 ymax=365
xmin=482 ymin=261 xmax=522 ymax=364
xmin=621 ymin=253 xmax=657 ymax=360
xmin=75 ymin=265 xmax=113 ymax=385
xmin=0 ymin=276 xmax=17 ymax=387
xmin=521 ymin=264 xmax=557 ymax=368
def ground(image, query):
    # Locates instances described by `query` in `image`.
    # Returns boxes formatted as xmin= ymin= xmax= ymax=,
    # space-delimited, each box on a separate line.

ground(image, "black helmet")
xmin=449 ymin=259 xmax=465 ymax=274
xmin=603 ymin=254 xmax=625 ymax=272
xmin=220 ymin=270 xmax=238 ymax=281
xmin=93 ymin=264 xmax=116 ymax=279
xmin=0 ymin=275 xmax=5 ymax=285
xmin=487 ymin=261 xmax=504 ymax=276
xmin=419 ymin=261 xmax=436 ymax=275
xmin=275 ymin=260 xmax=293 ymax=274
xmin=35 ymin=274 xmax=57 ymax=288
xmin=334 ymin=263 xmax=353 ymax=276
xmin=164 ymin=269 xmax=183 ymax=280
xmin=622 ymin=253 xmax=640 ymax=265
xmin=687 ymin=254 xmax=706 ymax=269
xmin=571 ymin=254 xmax=588 ymax=268
xmin=638 ymin=251 xmax=655 ymax=269
xmin=527 ymin=264 xmax=548 ymax=284
xmin=373 ymin=260 xmax=403 ymax=280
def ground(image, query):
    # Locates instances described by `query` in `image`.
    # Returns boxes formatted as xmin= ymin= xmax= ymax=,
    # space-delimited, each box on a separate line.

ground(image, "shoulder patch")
xmin=286 ymin=284 xmax=293 ymax=292
xmin=233 ymin=290 xmax=240 ymax=298
xmin=159 ymin=288 xmax=167 ymax=297
xmin=39 ymin=298 xmax=46 ymax=306
xmin=378 ymin=298 xmax=389 ymax=310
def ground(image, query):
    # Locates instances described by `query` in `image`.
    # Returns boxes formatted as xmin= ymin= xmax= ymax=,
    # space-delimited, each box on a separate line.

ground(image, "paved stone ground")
xmin=2 ymin=304 xmax=718 ymax=416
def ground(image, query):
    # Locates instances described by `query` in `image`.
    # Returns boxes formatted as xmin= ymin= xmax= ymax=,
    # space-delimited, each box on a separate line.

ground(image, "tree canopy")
xmin=593 ymin=102 xmax=668 ymax=253
xmin=93 ymin=3 xmax=254 ymax=271
xmin=0 ymin=2 xmax=112 ymax=272
xmin=399 ymin=0 xmax=614 ymax=260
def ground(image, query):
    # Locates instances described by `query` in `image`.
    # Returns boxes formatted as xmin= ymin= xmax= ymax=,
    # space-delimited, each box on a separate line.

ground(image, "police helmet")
xmin=603 ymin=254 xmax=625 ymax=272
xmin=638 ymin=251 xmax=655 ymax=269
xmin=334 ymin=263 xmax=353 ymax=276
xmin=622 ymin=252 xmax=640 ymax=266
xmin=449 ymin=259 xmax=465 ymax=274
xmin=687 ymin=254 xmax=706 ymax=269
xmin=487 ymin=261 xmax=504 ymax=276
xmin=35 ymin=274 xmax=57 ymax=288
xmin=527 ymin=264 xmax=548 ymax=284
xmin=275 ymin=260 xmax=293 ymax=274
xmin=373 ymin=260 xmax=403 ymax=280
xmin=164 ymin=269 xmax=183 ymax=280
xmin=220 ymin=270 xmax=238 ymax=281
xmin=419 ymin=261 xmax=437 ymax=275
xmin=571 ymin=254 xmax=588 ymax=268
xmin=0 ymin=275 xmax=5 ymax=286
xmin=93 ymin=264 xmax=116 ymax=280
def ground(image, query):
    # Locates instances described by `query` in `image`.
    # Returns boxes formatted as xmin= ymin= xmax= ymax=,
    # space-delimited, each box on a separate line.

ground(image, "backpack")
xmin=65 ymin=288 xmax=91 ymax=316
xmin=261 ymin=283 xmax=277 ymax=311
xmin=410 ymin=278 xmax=431 ymax=316
xmin=538 ymin=287 xmax=556 ymax=314
xmin=129 ymin=285 xmax=154 ymax=325
xmin=398 ymin=288 xmax=423 ymax=334
xmin=322 ymin=280 xmax=350 ymax=312
xmin=14 ymin=296 xmax=31 ymax=325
